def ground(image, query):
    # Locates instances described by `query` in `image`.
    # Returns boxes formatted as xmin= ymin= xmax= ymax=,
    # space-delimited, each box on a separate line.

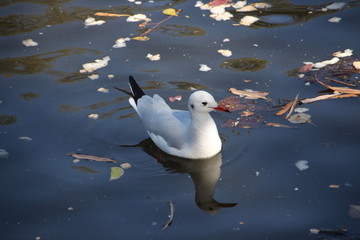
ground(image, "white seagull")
xmin=126 ymin=76 xmax=229 ymax=159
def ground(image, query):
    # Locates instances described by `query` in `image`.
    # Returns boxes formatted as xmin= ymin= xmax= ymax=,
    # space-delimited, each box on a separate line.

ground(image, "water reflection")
xmin=230 ymin=1 xmax=360 ymax=28
xmin=157 ymin=24 xmax=206 ymax=37
xmin=0 ymin=48 xmax=100 ymax=78
xmin=220 ymin=58 xmax=268 ymax=72
xmin=123 ymin=138 xmax=237 ymax=214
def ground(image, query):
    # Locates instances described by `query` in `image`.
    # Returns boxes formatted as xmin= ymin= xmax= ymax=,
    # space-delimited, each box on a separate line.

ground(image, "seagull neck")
xmin=188 ymin=112 xmax=218 ymax=140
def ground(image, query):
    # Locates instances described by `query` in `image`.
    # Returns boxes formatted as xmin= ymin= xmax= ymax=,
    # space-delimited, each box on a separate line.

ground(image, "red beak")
xmin=212 ymin=105 xmax=230 ymax=112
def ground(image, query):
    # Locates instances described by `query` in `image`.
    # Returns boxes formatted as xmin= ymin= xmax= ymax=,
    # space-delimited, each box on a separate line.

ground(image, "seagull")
xmin=126 ymin=75 xmax=229 ymax=159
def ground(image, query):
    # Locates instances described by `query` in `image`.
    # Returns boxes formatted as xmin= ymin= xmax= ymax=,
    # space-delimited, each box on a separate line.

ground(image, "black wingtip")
xmin=129 ymin=75 xmax=145 ymax=104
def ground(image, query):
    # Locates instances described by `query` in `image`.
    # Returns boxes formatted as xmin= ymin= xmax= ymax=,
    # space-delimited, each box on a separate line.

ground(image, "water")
xmin=1 ymin=1 xmax=360 ymax=239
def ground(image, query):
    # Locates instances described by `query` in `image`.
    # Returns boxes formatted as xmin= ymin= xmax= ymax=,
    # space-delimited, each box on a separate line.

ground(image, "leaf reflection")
xmin=157 ymin=24 xmax=206 ymax=37
xmin=220 ymin=58 xmax=268 ymax=72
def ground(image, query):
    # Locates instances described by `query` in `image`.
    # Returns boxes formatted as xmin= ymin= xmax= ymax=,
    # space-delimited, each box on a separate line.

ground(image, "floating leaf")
xmin=353 ymin=61 xmax=360 ymax=69
xmin=132 ymin=36 xmax=150 ymax=41
xmin=94 ymin=12 xmax=130 ymax=17
xmin=162 ymin=201 xmax=175 ymax=230
xmin=22 ymin=39 xmax=38 ymax=47
xmin=217 ymin=96 xmax=247 ymax=111
xmin=19 ymin=136 xmax=32 ymax=141
xmin=110 ymin=167 xmax=124 ymax=181
xmin=199 ymin=64 xmax=212 ymax=72
xmin=229 ymin=88 xmax=269 ymax=100
xmin=126 ymin=14 xmax=149 ymax=22
xmin=275 ymin=101 xmax=293 ymax=116
xmin=217 ymin=49 xmax=232 ymax=57
xmin=301 ymin=93 xmax=342 ymax=104
xmin=163 ymin=8 xmax=178 ymax=16
xmin=316 ymin=77 xmax=360 ymax=94
xmin=288 ymin=113 xmax=311 ymax=124
xmin=285 ymin=93 xmax=299 ymax=119
xmin=81 ymin=56 xmax=110 ymax=73
xmin=266 ymin=122 xmax=295 ymax=128
xmin=120 ymin=162 xmax=132 ymax=169
xmin=69 ymin=153 xmax=118 ymax=163
xmin=88 ymin=113 xmax=99 ymax=119
xmin=333 ymin=49 xmax=352 ymax=57
xmin=348 ymin=204 xmax=360 ymax=219
xmin=295 ymin=160 xmax=309 ymax=171
xmin=146 ymin=53 xmax=161 ymax=61
xmin=169 ymin=96 xmax=182 ymax=102
xmin=0 ymin=149 xmax=9 ymax=158
xmin=84 ymin=17 xmax=105 ymax=26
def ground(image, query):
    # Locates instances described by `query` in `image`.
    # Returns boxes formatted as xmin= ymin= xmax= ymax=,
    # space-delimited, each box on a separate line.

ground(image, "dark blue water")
xmin=1 ymin=1 xmax=360 ymax=239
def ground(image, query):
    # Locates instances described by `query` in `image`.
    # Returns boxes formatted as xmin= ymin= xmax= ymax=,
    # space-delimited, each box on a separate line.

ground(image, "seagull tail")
xmin=129 ymin=75 xmax=145 ymax=104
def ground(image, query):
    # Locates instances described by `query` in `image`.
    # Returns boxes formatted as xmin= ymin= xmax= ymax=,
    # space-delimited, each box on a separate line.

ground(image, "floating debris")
xmin=22 ymin=39 xmax=38 ymax=47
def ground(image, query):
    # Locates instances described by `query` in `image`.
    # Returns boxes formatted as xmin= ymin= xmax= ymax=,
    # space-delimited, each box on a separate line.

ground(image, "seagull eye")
xmin=202 ymin=101 xmax=207 ymax=106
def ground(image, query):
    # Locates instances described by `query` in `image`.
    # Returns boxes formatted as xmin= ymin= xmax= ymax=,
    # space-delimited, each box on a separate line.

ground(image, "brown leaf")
xmin=285 ymin=93 xmax=300 ymax=119
xmin=299 ymin=63 xmax=313 ymax=72
xmin=275 ymin=101 xmax=293 ymax=116
xmin=266 ymin=122 xmax=296 ymax=128
xmin=218 ymin=96 xmax=246 ymax=111
xmin=241 ymin=110 xmax=254 ymax=117
xmin=94 ymin=12 xmax=130 ymax=17
xmin=300 ymin=93 xmax=342 ymax=104
xmin=229 ymin=88 xmax=269 ymax=100
xmin=69 ymin=153 xmax=118 ymax=163
xmin=316 ymin=76 xmax=360 ymax=94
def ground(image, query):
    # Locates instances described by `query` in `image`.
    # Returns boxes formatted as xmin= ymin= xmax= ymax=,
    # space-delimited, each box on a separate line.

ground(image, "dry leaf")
xmin=241 ymin=110 xmax=254 ymax=117
xmin=217 ymin=49 xmax=232 ymax=57
xmin=239 ymin=16 xmax=259 ymax=26
xmin=316 ymin=77 xmax=360 ymax=94
xmin=132 ymin=36 xmax=150 ymax=41
xmin=252 ymin=2 xmax=272 ymax=8
xmin=162 ymin=201 xmax=175 ymax=230
xmin=22 ymin=39 xmax=38 ymax=47
xmin=236 ymin=5 xmax=257 ymax=12
xmin=81 ymin=56 xmax=110 ymax=73
xmin=229 ymin=88 xmax=268 ymax=100
xmin=199 ymin=64 xmax=212 ymax=72
xmin=288 ymin=113 xmax=311 ymax=124
xmin=353 ymin=61 xmax=360 ymax=70
xmin=120 ymin=162 xmax=132 ymax=169
xmin=88 ymin=113 xmax=99 ymax=119
xmin=146 ymin=53 xmax=160 ymax=61
xmin=300 ymin=93 xmax=342 ymax=104
xmin=113 ymin=37 xmax=130 ymax=48
xmin=95 ymin=12 xmax=130 ymax=17
xmin=328 ymin=17 xmax=341 ymax=23
xmin=298 ymin=64 xmax=313 ymax=72
xmin=285 ymin=93 xmax=299 ymax=119
xmin=126 ymin=14 xmax=149 ymax=22
xmin=84 ymin=17 xmax=105 ymax=26
xmin=97 ymin=87 xmax=109 ymax=93
xmin=163 ymin=8 xmax=179 ymax=16
xmin=169 ymin=95 xmax=182 ymax=102
xmin=266 ymin=122 xmax=295 ymax=128
xmin=295 ymin=160 xmax=309 ymax=171
xmin=69 ymin=153 xmax=118 ymax=163
xmin=348 ymin=204 xmax=360 ymax=219
xmin=275 ymin=101 xmax=293 ymax=116
xmin=333 ymin=49 xmax=352 ymax=57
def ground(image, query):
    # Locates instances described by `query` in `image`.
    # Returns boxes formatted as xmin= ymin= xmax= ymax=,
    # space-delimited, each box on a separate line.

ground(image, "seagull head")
xmin=188 ymin=91 xmax=230 ymax=113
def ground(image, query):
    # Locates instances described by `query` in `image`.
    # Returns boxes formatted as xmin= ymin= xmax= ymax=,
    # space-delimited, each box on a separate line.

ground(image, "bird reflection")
xmin=122 ymin=138 xmax=237 ymax=214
